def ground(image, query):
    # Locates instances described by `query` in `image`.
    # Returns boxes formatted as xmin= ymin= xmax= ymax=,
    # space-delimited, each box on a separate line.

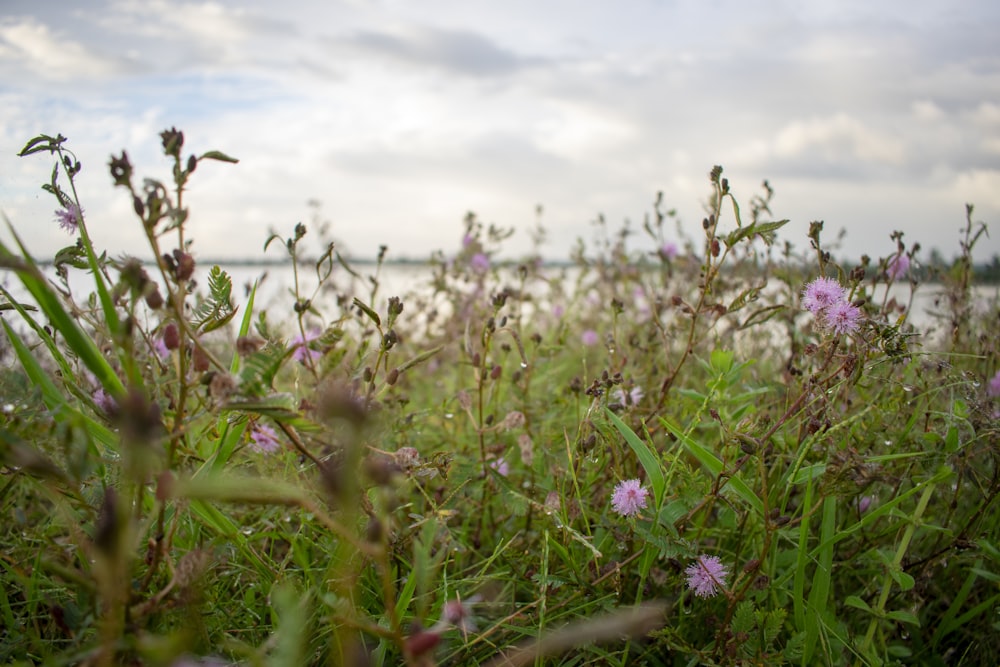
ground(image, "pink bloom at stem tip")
xmin=55 ymin=203 xmax=83 ymax=234
xmin=611 ymin=479 xmax=649 ymax=517
xmin=822 ymin=300 xmax=863 ymax=336
xmin=249 ymin=423 xmax=281 ymax=453
xmin=801 ymin=277 xmax=846 ymax=315
xmin=685 ymin=555 xmax=729 ymax=598
xmin=291 ymin=329 xmax=322 ymax=364
xmin=887 ymin=254 xmax=910 ymax=280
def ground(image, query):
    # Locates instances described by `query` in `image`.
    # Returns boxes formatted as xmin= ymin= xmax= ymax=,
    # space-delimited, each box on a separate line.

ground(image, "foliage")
xmin=0 ymin=130 xmax=998 ymax=667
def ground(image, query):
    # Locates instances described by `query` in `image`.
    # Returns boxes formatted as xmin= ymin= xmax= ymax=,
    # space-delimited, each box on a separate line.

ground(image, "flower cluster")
xmin=801 ymin=277 xmax=862 ymax=336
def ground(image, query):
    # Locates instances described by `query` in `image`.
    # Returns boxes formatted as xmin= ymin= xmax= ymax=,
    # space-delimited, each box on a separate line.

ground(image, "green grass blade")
xmin=606 ymin=409 xmax=665 ymax=507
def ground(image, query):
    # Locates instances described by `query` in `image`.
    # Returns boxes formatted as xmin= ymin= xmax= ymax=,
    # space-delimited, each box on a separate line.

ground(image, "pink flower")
xmin=248 ymin=423 xmax=281 ymax=453
xmin=685 ymin=555 xmax=729 ymax=598
xmin=552 ymin=304 xmax=565 ymax=318
xmin=290 ymin=329 xmax=322 ymax=364
xmin=470 ymin=252 xmax=490 ymax=274
xmin=581 ymin=329 xmax=599 ymax=346
xmin=988 ymin=370 xmax=1000 ymax=398
xmin=801 ymin=277 xmax=846 ymax=315
xmin=490 ymin=457 xmax=509 ymax=477
xmin=153 ymin=336 xmax=171 ymax=359
xmin=887 ymin=254 xmax=910 ymax=280
xmin=660 ymin=242 xmax=678 ymax=260
xmin=93 ymin=388 xmax=117 ymax=415
xmin=822 ymin=301 xmax=863 ymax=336
xmin=54 ymin=202 xmax=82 ymax=233
xmin=610 ymin=479 xmax=649 ymax=517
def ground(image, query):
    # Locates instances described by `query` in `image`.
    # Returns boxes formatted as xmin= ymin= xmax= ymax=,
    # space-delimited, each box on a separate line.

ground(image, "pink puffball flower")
xmin=490 ymin=457 xmax=510 ymax=477
xmin=248 ymin=423 xmax=282 ymax=454
xmin=290 ymin=329 xmax=322 ymax=364
xmin=988 ymin=370 xmax=1000 ymax=398
xmin=887 ymin=254 xmax=910 ymax=280
xmin=581 ymin=329 xmax=599 ymax=346
xmin=685 ymin=555 xmax=729 ymax=598
xmin=54 ymin=203 xmax=83 ymax=233
xmin=613 ymin=386 xmax=645 ymax=406
xmin=470 ymin=252 xmax=490 ymax=274
xmin=660 ymin=242 xmax=678 ymax=260
xmin=801 ymin=277 xmax=846 ymax=315
xmin=610 ymin=479 xmax=649 ymax=517
xmin=823 ymin=301 xmax=863 ymax=336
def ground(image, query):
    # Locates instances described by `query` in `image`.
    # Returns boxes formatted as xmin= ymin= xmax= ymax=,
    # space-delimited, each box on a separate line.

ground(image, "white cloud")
xmin=0 ymin=17 xmax=124 ymax=80
xmin=772 ymin=114 xmax=905 ymax=165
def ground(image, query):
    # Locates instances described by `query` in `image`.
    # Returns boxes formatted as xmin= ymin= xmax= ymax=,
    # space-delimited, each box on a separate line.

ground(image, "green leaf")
xmin=844 ymin=595 xmax=872 ymax=612
xmin=352 ymin=297 xmax=381 ymax=326
xmin=198 ymin=150 xmax=239 ymax=163
xmin=885 ymin=610 xmax=920 ymax=626
xmin=659 ymin=418 xmax=763 ymax=516
xmin=606 ymin=409 xmax=665 ymax=507
xmin=192 ymin=265 xmax=238 ymax=333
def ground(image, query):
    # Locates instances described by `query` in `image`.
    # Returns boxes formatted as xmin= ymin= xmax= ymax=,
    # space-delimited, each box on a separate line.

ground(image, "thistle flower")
xmin=801 ymin=277 xmax=846 ymax=315
xmin=54 ymin=202 xmax=82 ymax=233
xmin=610 ymin=479 xmax=649 ymax=517
xmin=823 ymin=300 xmax=863 ymax=336
xmin=248 ymin=423 xmax=281 ymax=454
xmin=685 ymin=555 xmax=729 ymax=598
xmin=887 ymin=254 xmax=910 ymax=280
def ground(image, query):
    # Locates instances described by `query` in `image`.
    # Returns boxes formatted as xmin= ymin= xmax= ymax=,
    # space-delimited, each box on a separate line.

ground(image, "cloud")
xmin=338 ymin=25 xmax=543 ymax=78
xmin=0 ymin=17 xmax=127 ymax=80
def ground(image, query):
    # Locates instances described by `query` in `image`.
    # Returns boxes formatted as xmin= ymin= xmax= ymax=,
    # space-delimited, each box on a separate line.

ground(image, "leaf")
xmin=198 ymin=150 xmax=239 ymax=163
xmin=192 ymin=265 xmax=238 ymax=333
xmin=844 ymin=595 xmax=872 ymax=612
xmin=885 ymin=610 xmax=920 ymax=626
xmin=659 ymin=418 xmax=763 ymax=516
xmin=352 ymin=297 xmax=381 ymax=326
xmin=17 ymin=133 xmax=66 ymax=156
xmin=740 ymin=304 xmax=786 ymax=330
xmin=606 ymin=409 xmax=665 ymax=508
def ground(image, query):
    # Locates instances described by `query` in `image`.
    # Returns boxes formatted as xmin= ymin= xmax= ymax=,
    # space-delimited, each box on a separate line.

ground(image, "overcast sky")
xmin=1 ymin=0 xmax=998 ymax=264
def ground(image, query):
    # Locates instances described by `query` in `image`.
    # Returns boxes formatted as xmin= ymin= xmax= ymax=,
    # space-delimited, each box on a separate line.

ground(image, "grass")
xmin=0 ymin=129 xmax=998 ymax=666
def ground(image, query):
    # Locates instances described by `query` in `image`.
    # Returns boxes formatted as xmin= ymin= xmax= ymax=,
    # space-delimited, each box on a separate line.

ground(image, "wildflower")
xmin=54 ymin=202 xmax=83 ymax=233
xmin=610 ymin=478 xmax=649 ymax=517
xmin=887 ymin=254 xmax=910 ymax=280
xmin=801 ymin=277 xmax=846 ymax=315
xmin=470 ymin=252 xmax=490 ymax=274
xmin=490 ymin=457 xmax=509 ymax=477
xmin=823 ymin=300 xmax=863 ymax=336
xmin=612 ymin=385 xmax=644 ymax=406
xmin=685 ymin=555 xmax=729 ymax=598
xmin=152 ymin=336 xmax=171 ymax=359
xmin=290 ymin=328 xmax=322 ymax=364
xmin=93 ymin=388 xmax=117 ymax=415
xmin=581 ymin=329 xmax=599 ymax=346
xmin=248 ymin=423 xmax=281 ymax=453
xmin=987 ymin=370 xmax=1000 ymax=398
xmin=857 ymin=495 xmax=874 ymax=513
xmin=660 ymin=242 xmax=678 ymax=260
xmin=552 ymin=304 xmax=565 ymax=318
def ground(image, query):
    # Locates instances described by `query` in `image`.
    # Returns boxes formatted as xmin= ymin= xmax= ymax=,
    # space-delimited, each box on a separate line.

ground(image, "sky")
xmin=1 ymin=0 xmax=999 ymax=264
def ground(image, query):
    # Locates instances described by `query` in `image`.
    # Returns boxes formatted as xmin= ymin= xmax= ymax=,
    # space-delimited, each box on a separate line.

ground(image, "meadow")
xmin=0 ymin=129 xmax=998 ymax=666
